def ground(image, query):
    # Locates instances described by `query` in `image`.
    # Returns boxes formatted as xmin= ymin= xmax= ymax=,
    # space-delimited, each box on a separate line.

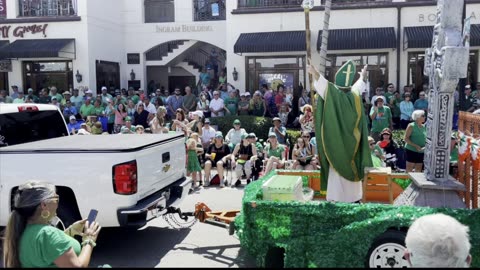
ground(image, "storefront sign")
xmin=259 ymin=73 xmax=294 ymax=90
xmin=0 ymin=60 xmax=12 ymax=72
xmin=0 ymin=24 xmax=48 ymax=38
xmin=156 ymin=24 xmax=213 ymax=33
xmin=418 ymin=11 xmax=477 ymax=22
xmin=0 ymin=0 xmax=6 ymax=18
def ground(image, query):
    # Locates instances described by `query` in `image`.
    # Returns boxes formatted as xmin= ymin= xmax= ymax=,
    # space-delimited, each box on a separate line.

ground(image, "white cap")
xmin=77 ymin=128 xmax=91 ymax=135
xmin=193 ymin=110 xmax=204 ymax=118
xmin=101 ymin=86 xmax=107 ymax=90
xmin=85 ymin=89 xmax=93 ymax=94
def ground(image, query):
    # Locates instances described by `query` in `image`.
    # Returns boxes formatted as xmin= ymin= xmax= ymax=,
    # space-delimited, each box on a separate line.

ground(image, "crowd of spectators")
xmin=1 ymin=78 xmax=477 ymax=179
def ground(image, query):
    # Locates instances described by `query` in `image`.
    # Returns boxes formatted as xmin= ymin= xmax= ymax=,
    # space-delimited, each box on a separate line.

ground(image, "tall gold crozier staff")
xmin=302 ymin=0 xmax=332 ymax=113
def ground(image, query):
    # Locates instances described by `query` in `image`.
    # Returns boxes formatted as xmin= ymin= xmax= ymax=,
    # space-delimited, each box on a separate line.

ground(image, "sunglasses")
xmin=47 ymin=195 xmax=60 ymax=203
xmin=302 ymin=136 xmax=310 ymax=138
xmin=369 ymin=142 xmax=375 ymax=146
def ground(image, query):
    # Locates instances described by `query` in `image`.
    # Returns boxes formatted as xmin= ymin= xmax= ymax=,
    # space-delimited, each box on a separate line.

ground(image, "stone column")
xmin=423 ymin=0 xmax=470 ymax=182
xmin=394 ymin=0 xmax=469 ymax=209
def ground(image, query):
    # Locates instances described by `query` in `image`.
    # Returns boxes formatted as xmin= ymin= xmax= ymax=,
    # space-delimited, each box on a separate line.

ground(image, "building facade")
xmin=226 ymin=0 xmax=480 ymax=96
xmin=0 ymin=0 xmax=227 ymax=96
xmin=0 ymin=0 xmax=479 ymax=97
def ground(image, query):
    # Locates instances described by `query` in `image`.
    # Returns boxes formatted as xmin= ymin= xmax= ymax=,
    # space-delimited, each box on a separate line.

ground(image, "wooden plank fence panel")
xmin=457 ymin=112 xmax=480 ymax=209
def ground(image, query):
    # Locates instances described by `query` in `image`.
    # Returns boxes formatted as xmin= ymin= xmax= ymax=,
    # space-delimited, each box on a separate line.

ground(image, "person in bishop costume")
xmin=307 ymin=60 xmax=373 ymax=203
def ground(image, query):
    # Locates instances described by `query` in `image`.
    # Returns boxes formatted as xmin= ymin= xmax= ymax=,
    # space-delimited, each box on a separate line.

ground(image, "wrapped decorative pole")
xmin=394 ymin=0 xmax=469 ymax=209
xmin=318 ymin=0 xmax=331 ymax=77
xmin=302 ymin=0 xmax=315 ymax=109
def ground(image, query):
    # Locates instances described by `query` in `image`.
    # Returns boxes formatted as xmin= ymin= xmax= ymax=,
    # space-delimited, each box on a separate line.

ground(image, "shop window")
xmin=23 ymin=61 xmax=73 ymax=95
xmin=19 ymin=0 xmax=77 ymax=17
xmin=145 ymin=0 xmax=175 ymax=23
xmin=193 ymin=0 xmax=226 ymax=21
xmin=408 ymin=51 xmax=478 ymax=95
xmin=245 ymin=56 xmax=305 ymax=93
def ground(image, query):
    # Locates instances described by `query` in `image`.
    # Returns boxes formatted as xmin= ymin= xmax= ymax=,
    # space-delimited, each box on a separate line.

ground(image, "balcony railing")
xmin=237 ymin=0 xmax=398 ymax=9
xmin=193 ymin=0 xmax=226 ymax=21
xmin=19 ymin=0 xmax=77 ymax=17
xmin=237 ymin=0 xmax=302 ymax=9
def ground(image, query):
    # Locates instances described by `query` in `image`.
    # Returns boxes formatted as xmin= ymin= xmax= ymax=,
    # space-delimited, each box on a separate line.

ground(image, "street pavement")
xmin=90 ymin=176 xmax=257 ymax=268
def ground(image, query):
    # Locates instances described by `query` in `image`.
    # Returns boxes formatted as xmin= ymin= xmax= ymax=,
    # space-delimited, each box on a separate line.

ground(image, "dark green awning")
xmin=0 ymin=39 xmax=75 ymax=59
xmin=317 ymin=27 xmax=396 ymax=50
xmin=404 ymin=25 xmax=480 ymax=49
xmin=234 ymin=31 xmax=306 ymax=53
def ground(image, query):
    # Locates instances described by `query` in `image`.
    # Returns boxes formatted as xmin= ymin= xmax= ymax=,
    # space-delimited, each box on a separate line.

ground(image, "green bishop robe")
xmin=314 ymin=79 xmax=373 ymax=195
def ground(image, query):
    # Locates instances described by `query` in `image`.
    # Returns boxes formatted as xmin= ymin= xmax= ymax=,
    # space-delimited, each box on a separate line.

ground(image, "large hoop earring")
xmin=41 ymin=210 xmax=50 ymax=220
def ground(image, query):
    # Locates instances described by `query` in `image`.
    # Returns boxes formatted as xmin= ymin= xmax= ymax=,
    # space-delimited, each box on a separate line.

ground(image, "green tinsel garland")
xmin=235 ymin=170 xmax=480 ymax=268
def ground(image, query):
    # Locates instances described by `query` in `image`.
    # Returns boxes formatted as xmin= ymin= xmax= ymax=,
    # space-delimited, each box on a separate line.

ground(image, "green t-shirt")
xmin=450 ymin=147 xmax=459 ymax=163
xmin=93 ymin=106 xmax=105 ymax=116
xmin=384 ymin=92 xmax=393 ymax=103
xmin=224 ymin=97 xmax=239 ymax=116
xmin=266 ymin=144 xmax=285 ymax=159
xmin=20 ymin=224 xmax=81 ymax=268
xmin=404 ymin=122 xmax=426 ymax=153
xmin=129 ymin=95 xmax=140 ymax=105
xmin=390 ymin=97 xmax=401 ymax=117
xmin=183 ymin=94 xmax=197 ymax=112
xmin=371 ymin=153 xmax=384 ymax=168
xmin=80 ymin=104 xmax=95 ymax=117
xmin=369 ymin=106 xmax=392 ymax=133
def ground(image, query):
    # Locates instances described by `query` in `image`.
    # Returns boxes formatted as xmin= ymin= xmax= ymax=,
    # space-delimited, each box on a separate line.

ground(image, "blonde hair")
xmin=186 ymin=138 xmax=197 ymax=149
xmin=3 ymin=181 xmax=56 ymax=268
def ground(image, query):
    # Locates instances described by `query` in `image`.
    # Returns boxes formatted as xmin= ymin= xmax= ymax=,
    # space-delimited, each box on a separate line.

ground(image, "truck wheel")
xmin=265 ymin=246 xmax=285 ymax=268
xmin=366 ymin=230 xmax=409 ymax=268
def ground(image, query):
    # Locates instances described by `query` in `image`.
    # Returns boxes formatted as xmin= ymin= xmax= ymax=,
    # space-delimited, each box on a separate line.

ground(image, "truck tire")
xmin=265 ymin=246 xmax=285 ymax=268
xmin=366 ymin=230 xmax=409 ymax=268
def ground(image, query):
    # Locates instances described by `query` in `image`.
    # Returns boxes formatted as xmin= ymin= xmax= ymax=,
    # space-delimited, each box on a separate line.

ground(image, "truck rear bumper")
xmin=117 ymin=176 xmax=192 ymax=227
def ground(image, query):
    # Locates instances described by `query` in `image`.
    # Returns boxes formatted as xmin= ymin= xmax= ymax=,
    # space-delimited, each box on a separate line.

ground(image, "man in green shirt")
xmin=13 ymin=91 xmax=25 ymax=103
xmin=182 ymin=86 xmax=197 ymax=114
xmin=384 ymin=83 xmax=395 ymax=106
xmin=224 ymin=90 xmax=239 ymax=116
xmin=50 ymin=86 xmax=63 ymax=103
xmin=370 ymin=97 xmax=393 ymax=142
xmin=127 ymin=87 xmax=140 ymax=104
xmin=80 ymin=98 xmax=95 ymax=120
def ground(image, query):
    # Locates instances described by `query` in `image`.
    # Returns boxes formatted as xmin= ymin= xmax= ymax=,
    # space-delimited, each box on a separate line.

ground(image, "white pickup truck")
xmin=0 ymin=104 xmax=191 ymax=228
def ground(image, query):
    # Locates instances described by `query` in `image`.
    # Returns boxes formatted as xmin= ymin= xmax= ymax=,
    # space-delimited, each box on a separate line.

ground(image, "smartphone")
xmin=87 ymin=209 xmax=98 ymax=224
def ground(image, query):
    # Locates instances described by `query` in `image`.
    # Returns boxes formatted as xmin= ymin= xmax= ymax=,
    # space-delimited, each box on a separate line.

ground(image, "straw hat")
xmin=300 ymin=104 xmax=313 ymax=113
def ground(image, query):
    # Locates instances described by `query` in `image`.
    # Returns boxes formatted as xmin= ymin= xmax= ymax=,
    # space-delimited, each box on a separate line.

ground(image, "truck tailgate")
xmin=134 ymin=135 xmax=186 ymax=198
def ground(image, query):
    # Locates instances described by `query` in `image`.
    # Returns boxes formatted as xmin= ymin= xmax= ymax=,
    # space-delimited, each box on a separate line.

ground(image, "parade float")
xmin=189 ymin=0 xmax=480 ymax=268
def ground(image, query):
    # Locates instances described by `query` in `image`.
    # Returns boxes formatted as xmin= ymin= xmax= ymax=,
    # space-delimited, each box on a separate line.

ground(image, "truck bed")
xmin=0 ymin=133 xmax=184 ymax=153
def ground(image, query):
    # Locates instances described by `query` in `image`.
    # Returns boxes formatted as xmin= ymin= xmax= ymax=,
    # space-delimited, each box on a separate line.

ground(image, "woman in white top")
xmin=197 ymin=93 xmax=210 ymax=118
xmin=225 ymin=119 xmax=247 ymax=151
xmin=149 ymin=106 xmax=169 ymax=134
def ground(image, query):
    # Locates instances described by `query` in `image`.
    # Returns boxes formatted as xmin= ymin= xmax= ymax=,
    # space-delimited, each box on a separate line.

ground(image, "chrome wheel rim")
xmin=369 ymin=243 xmax=409 ymax=268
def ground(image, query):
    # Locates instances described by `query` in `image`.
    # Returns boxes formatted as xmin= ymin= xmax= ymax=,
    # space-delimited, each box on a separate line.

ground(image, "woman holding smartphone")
xmin=3 ymin=181 xmax=102 ymax=268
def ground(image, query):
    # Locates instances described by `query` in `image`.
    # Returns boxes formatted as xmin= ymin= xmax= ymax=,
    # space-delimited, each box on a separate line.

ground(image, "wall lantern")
xmin=232 ymin=67 xmax=238 ymax=81
xmin=75 ymin=70 xmax=82 ymax=83
xmin=130 ymin=69 xmax=136 ymax=81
